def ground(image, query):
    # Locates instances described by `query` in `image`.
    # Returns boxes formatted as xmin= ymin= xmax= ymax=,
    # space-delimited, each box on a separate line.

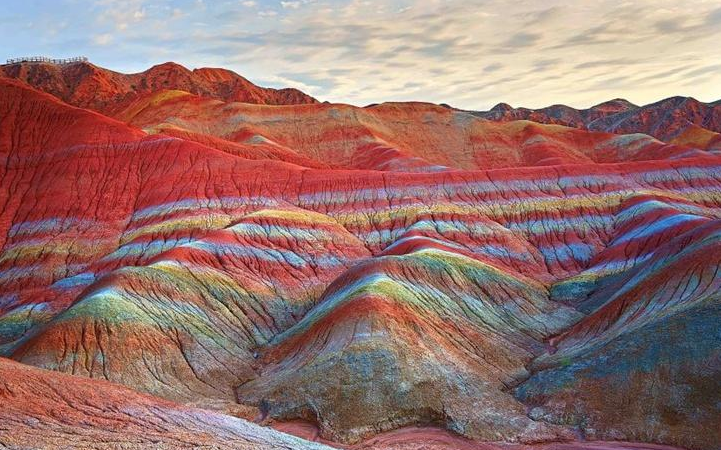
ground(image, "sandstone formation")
xmin=113 ymin=90 xmax=714 ymax=171
xmin=0 ymin=62 xmax=719 ymax=450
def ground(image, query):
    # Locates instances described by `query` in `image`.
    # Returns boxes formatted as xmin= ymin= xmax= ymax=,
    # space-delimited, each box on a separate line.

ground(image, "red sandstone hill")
xmin=0 ymin=60 xmax=317 ymax=115
xmin=0 ymin=64 xmax=720 ymax=450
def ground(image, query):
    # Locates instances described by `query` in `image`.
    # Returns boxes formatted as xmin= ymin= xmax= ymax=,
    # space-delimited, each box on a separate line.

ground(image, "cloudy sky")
xmin=3 ymin=0 xmax=720 ymax=109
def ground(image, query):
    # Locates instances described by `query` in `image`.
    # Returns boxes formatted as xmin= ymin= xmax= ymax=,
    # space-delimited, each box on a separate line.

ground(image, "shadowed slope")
xmin=478 ymin=99 xmax=638 ymax=128
xmin=516 ymin=217 xmax=721 ymax=450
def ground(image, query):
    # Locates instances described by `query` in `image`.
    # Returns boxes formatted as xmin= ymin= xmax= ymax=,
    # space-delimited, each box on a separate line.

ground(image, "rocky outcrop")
xmin=237 ymin=250 xmax=579 ymax=443
xmin=516 ymin=216 xmax=721 ymax=450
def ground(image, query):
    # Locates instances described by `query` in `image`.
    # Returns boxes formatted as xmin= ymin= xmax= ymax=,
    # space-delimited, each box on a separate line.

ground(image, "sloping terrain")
xmin=0 ymin=63 xmax=720 ymax=450
xmin=477 ymin=99 xmax=638 ymax=129
xmin=237 ymin=250 xmax=579 ymax=443
xmin=517 ymin=217 xmax=721 ymax=449
xmin=0 ymin=356 xmax=688 ymax=450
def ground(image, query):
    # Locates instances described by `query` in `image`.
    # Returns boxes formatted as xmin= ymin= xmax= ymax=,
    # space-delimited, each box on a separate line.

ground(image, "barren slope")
xmin=474 ymin=97 xmax=721 ymax=153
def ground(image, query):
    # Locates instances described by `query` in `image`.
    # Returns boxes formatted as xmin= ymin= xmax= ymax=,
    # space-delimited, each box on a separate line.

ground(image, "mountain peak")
xmin=490 ymin=102 xmax=513 ymax=112
xmin=590 ymin=98 xmax=637 ymax=111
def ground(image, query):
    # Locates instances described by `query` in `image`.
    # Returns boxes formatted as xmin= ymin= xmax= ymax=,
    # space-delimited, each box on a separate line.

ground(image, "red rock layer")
xmin=116 ymin=91 xmax=708 ymax=171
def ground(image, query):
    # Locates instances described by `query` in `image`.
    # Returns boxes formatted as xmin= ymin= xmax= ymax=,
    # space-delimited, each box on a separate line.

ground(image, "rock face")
xmin=0 ymin=355 xmax=689 ymax=450
xmin=516 ymin=217 xmax=721 ymax=450
xmin=237 ymin=250 xmax=579 ymax=443
xmin=0 ymin=63 xmax=720 ymax=450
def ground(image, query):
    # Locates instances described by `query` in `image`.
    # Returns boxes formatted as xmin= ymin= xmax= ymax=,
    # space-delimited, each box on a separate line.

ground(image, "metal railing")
xmin=5 ymin=56 xmax=88 ymax=65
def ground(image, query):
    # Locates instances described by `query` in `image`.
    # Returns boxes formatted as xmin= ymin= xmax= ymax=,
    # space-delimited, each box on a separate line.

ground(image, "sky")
xmin=2 ymin=0 xmax=721 ymax=109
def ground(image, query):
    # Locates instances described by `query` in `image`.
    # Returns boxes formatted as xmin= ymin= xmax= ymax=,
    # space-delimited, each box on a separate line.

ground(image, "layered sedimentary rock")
xmin=477 ymin=99 xmax=638 ymax=129
xmin=0 ymin=355 xmax=689 ymax=450
xmin=517 ymin=214 xmax=721 ymax=450
xmin=1 ymin=63 xmax=720 ymax=450
xmin=0 ymin=357 xmax=333 ymax=450
xmin=238 ymin=249 xmax=579 ymax=443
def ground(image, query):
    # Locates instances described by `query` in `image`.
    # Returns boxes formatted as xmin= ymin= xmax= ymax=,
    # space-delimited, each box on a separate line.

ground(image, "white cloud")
xmin=94 ymin=0 xmax=148 ymax=31
xmin=214 ymin=0 xmax=721 ymax=108
xmin=6 ymin=0 xmax=721 ymax=109
xmin=92 ymin=33 xmax=113 ymax=45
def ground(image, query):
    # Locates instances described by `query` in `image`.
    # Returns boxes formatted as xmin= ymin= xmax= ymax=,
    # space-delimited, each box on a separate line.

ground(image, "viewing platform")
xmin=5 ymin=56 xmax=88 ymax=65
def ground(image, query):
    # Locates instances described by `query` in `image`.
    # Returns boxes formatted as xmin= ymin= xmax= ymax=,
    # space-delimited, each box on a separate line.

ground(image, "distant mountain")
xmin=479 ymin=98 xmax=638 ymax=128
xmin=0 ymin=60 xmax=317 ymax=114
xmin=474 ymin=96 xmax=721 ymax=150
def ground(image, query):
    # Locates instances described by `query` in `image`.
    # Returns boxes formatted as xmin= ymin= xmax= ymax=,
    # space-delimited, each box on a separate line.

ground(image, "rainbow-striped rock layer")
xmin=1 ymin=66 xmax=720 ymax=450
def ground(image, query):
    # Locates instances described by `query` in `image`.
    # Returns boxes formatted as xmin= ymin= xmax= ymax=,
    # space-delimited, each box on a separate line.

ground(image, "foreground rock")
xmin=238 ymin=249 xmax=579 ymax=443
xmin=0 ymin=357 xmax=332 ymax=450
xmin=516 ymin=219 xmax=721 ymax=450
